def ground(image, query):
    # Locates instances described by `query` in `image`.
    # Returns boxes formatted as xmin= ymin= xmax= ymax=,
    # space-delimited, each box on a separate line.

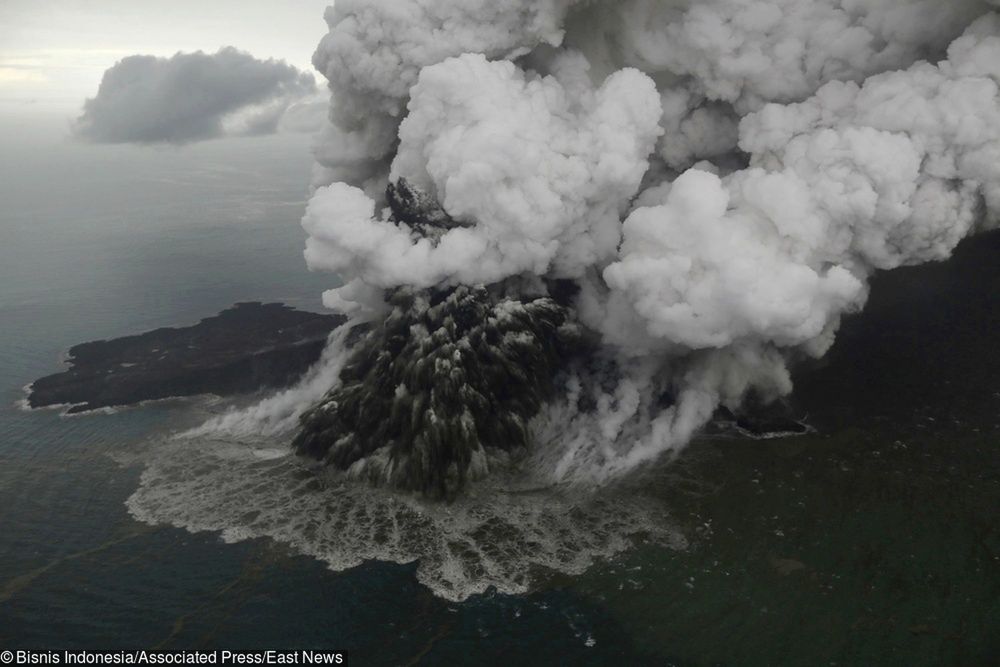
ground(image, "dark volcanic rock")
xmin=293 ymin=180 xmax=586 ymax=499
xmin=386 ymin=177 xmax=473 ymax=238
xmin=732 ymin=412 xmax=811 ymax=438
xmin=28 ymin=302 xmax=344 ymax=414
xmin=708 ymin=398 xmax=812 ymax=438
xmin=293 ymin=284 xmax=583 ymax=500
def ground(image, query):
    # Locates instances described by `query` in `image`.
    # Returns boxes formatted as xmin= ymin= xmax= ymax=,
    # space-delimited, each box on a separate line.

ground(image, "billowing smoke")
xmin=290 ymin=0 xmax=1000 ymax=492
xmin=75 ymin=47 xmax=320 ymax=144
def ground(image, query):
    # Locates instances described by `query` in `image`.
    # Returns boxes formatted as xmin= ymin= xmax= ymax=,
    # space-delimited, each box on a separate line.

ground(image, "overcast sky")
xmin=0 ymin=0 xmax=331 ymax=109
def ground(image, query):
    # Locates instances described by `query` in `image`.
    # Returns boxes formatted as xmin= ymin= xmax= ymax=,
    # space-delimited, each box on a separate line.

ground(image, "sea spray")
xmin=184 ymin=325 xmax=356 ymax=439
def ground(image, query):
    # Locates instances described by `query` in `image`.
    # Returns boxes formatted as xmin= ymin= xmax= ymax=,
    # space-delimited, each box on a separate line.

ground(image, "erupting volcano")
xmin=185 ymin=0 xmax=1000 ymax=497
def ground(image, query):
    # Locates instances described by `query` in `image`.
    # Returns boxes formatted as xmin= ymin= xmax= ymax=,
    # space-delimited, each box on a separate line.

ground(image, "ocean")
xmin=0 ymin=112 xmax=996 ymax=665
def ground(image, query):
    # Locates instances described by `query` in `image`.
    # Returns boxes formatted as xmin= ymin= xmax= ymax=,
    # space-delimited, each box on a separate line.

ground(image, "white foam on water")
xmin=734 ymin=423 xmax=815 ymax=441
xmin=126 ymin=429 xmax=685 ymax=602
xmin=16 ymin=383 xmax=80 ymax=414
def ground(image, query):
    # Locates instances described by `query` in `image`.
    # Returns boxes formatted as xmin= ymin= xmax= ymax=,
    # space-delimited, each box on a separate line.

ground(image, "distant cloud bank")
xmin=74 ymin=47 xmax=322 ymax=144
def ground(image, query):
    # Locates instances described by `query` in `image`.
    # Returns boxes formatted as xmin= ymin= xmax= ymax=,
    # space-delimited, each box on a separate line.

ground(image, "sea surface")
xmin=0 ymin=113 xmax=997 ymax=665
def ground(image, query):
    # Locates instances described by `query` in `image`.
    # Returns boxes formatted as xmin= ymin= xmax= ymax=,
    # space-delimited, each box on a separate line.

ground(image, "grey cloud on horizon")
xmin=73 ymin=47 xmax=320 ymax=144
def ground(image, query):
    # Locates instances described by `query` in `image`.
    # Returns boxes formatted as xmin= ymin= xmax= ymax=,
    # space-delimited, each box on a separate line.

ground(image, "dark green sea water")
xmin=0 ymin=115 xmax=997 ymax=665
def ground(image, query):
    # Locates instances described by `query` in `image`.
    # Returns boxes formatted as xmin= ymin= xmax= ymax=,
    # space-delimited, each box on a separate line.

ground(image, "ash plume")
xmin=74 ymin=47 xmax=319 ymax=144
xmin=281 ymin=0 xmax=1000 ymax=493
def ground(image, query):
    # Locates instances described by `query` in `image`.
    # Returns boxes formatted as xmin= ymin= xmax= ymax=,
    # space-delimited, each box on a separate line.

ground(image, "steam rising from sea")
xmin=300 ymin=0 xmax=1000 ymax=471
xmin=129 ymin=0 xmax=1000 ymax=597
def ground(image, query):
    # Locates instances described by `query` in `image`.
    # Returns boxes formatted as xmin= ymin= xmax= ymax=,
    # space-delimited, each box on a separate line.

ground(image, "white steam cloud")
xmin=75 ymin=47 xmax=321 ymax=144
xmin=300 ymin=0 xmax=1000 ymax=482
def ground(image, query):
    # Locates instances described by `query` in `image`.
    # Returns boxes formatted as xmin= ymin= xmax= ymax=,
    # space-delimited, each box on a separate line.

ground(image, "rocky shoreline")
xmin=26 ymin=302 xmax=344 ymax=414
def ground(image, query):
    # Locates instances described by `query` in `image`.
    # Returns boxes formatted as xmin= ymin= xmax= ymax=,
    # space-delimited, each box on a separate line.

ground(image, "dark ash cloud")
xmin=74 ymin=47 xmax=317 ymax=144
